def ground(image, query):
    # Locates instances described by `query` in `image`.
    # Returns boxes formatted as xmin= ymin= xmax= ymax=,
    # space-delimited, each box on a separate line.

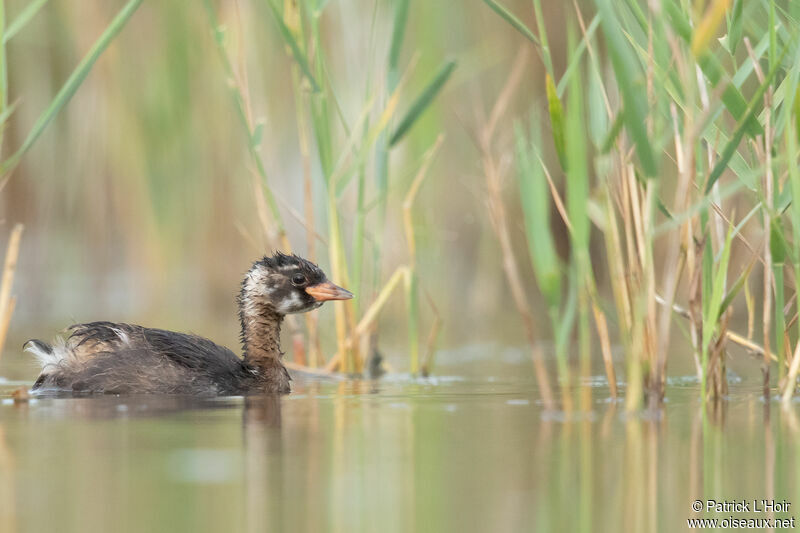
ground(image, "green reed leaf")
xmin=0 ymin=0 xmax=143 ymax=176
xmin=595 ymin=0 xmax=658 ymax=176
xmin=481 ymin=0 xmax=540 ymax=46
xmin=265 ymin=0 xmax=320 ymax=92
xmin=515 ymin=118 xmax=561 ymax=310
xmin=545 ymin=73 xmax=567 ymax=171
xmin=706 ymin=42 xmax=789 ymax=192
xmin=389 ymin=60 xmax=455 ymax=147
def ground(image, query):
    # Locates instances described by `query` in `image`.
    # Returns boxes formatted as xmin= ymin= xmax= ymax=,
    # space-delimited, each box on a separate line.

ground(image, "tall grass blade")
xmin=664 ymin=0 xmax=762 ymax=137
xmin=0 ymin=0 xmax=7 ymax=157
xmin=531 ymin=0 xmax=553 ymax=77
xmin=388 ymin=0 xmax=409 ymax=89
xmin=702 ymin=223 xmax=735 ymax=392
xmin=545 ymin=74 xmax=567 ymax=171
xmin=405 ymin=270 xmax=419 ymax=374
xmin=727 ymin=0 xmax=744 ymax=54
xmin=515 ymin=118 xmax=561 ymax=309
xmin=0 ymin=0 xmax=143 ymax=176
xmin=481 ymin=0 xmax=540 ymax=46
xmin=781 ymin=107 xmax=800 ymax=401
xmin=372 ymin=0 xmax=410 ymax=293
xmin=389 ymin=59 xmax=455 ymax=146
xmin=265 ymin=0 xmax=320 ymax=92
xmin=716 ymin=259 xmax=753 ymax=323
xmin=594 ymin=0 xmax=658 ymax=176
xmin=3 ymin=0 xmax=48 ymax=43
xmin=565 ymin=72 xmax=589 ymax=253
xmin=706 ymin=43 xmax=789 ymax=192
xmin=555 ymin=15 xmax=600 ymax=97
xmin=0 ymin=223 xmax=22 ymax=360
xmin=691 ymin=0 xmax=733 ymax=56
xmin=795 ymin=86 xmax=800 ymax=140
xmin=600 ymin=112 xmax=624 ymax=153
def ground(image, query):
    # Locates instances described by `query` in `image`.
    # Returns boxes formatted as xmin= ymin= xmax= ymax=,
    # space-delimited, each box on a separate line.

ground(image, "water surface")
xmin=0 ymin=366 xmax=797 ymax=532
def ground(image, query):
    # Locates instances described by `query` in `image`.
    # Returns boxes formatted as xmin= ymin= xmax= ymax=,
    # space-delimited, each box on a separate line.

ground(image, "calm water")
xmin=0 ymin=363 xmax=798 ymax=532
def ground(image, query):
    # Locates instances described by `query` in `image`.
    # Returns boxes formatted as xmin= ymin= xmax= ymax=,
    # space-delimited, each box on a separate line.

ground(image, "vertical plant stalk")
xmin=324 ymin=266 xmax=410 ymax=372
xmin=616 ymin=162 xmax=658 ymax=412
xmin=642 ymin=179 xmax=659 ymax=407
xmin=780 ymin=88 xmax=800 ymax=403
xmin=303 ymin=8 xmax=359 ymax=373
xmin=573 ymin=1 xmax=618 ymax=398
xmin=563 ymin=29 xmax=592 ymax=408
xmin=326 ymin=188 xmax=357 ymax=373
xmin=373 ymin=0 xmax=406 ymax=298
xmin=481 ymin=49 xmax=555 ymax=410
xmin=0 ymin=0 xmax=7 ymax=158
xmin=350 ymin=2 xmax=381 ymax=367
xmin=0 ymin=223 xmax=22 ymax=359
xmin=420 ymin=288 xmax=442 ymax=377
xmin=403 ymin=135 xmax=444 ymax=374
xmin=655 ymin=102 xmax=695 ymax=400
xmin=301 ymin=115 xmax=322 ymax=366
xmin=762 ymin=113 xmax=774 ymax=398
xmin=532 ymin=159 xmax=618 ymax=399
xmin=591 ymin=297 xmax=617 ymax=398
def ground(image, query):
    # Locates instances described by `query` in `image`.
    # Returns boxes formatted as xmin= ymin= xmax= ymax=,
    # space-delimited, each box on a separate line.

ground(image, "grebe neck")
xmin=239 ymin=299 xmax=284 ymax=369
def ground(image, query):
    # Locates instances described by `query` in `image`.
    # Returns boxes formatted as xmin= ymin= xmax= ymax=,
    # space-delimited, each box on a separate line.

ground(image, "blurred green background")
xmin=0 ymin=0 xmax=574 ymax=374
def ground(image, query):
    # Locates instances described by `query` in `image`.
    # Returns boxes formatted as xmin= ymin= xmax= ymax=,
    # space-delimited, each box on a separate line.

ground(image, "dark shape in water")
xmin=24 ymin=252 xmax=353 ymax=395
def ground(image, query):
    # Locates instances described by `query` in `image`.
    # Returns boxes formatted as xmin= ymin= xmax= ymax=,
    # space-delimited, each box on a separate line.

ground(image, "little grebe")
xmin=24 ymin=252 xmax=352 ymax=395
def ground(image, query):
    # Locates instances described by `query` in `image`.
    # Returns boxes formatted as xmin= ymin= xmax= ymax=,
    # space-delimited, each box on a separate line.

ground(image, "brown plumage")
xmin=25 ymin=252 xmax=352 ymax=395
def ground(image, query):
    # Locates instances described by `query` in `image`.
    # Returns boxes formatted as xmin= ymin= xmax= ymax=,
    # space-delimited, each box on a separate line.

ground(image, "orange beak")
xmin=305 ymin=281 xmax=354 ymax=302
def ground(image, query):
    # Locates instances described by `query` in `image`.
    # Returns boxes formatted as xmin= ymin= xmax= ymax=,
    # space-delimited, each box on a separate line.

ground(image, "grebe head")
xmin=241 ymin=252 xmax=353 ymax=316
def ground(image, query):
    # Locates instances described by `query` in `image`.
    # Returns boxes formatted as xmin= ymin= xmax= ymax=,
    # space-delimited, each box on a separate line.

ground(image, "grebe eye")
xmin=291 ymin=274 xmax=307 ymax=286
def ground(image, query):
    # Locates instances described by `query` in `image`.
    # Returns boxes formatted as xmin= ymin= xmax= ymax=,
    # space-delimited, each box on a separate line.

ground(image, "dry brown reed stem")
xmin=479 ymin=48 xmax=555 ymax=410
xmin=404 ymin=135 xmax=445 ymax=375
xmin=403 ymin=135 xmax=444 ymax=264
xmin=642 ymin=180 xmax=659 ymax=404
xmin=284 ymin=360 xmax=338 ymax=377
xmin=604 ymin=188 xmax=634 ymax=348
xmin=686 ymin=219 xmax=704 ymax=378
xmin=591 ymin=300 xmax=617 ymax=398
xmin=325 ymin=266 xmax=410 ymax=372
xmin=655 ymin=293 xmax=781 ymax=364
xmin=708 ymin=309 xmax=731 ymax=398
xmin=322 ymin=60 xmax=418 ymax=376
xmin=318 ymin=125 xmax=442 ymax=374
xmin=572 ymin=0 xmax=612 ymax=117
xmin=781 ymin=340 xmax=800 ymax=402
xmin=741 ymin=35 xmax=775 ymax=396
xmin=0 ymin=224 xmax=22 ymax=360
xmin=614 ymin=158 xmax=658 ymax=410
xmin=761 ymin=121 xmax=774 ymax=396
xmin=420 ymin=288 xmax=442 ymax=377
xmin=618 ymin=160 xmax=651 ymax=411
xmin=654 ymin=101 xmax=695 ymax=397
xmin=539 ymin=156 xmax=572 ymax=233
